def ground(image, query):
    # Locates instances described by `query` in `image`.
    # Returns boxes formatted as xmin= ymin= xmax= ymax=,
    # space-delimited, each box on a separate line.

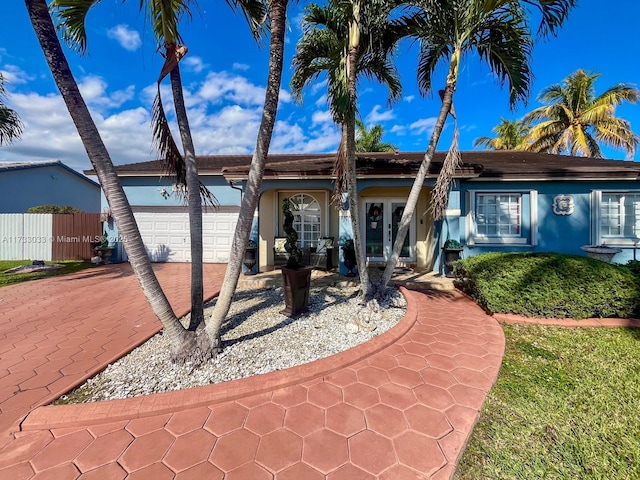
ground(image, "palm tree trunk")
xmin=346 ymin=0 xmax=370 ymax=298
xmin=204 ymin=0 xmax=288 ymax=353
xmin=25 ymin=0 xmax=190 ymax=353
xmin=169 ymin=66 xmax=204 ymax=330
xmin=380 ymin=81 xmax=455 ymax=288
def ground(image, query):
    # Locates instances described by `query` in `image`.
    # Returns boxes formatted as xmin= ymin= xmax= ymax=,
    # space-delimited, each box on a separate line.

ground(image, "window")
xmin=597 ymin=192 xmax=640 ymax=243
xmin=288 ymin=193 xmax=321 ymax=248
xmin=467 ymin=190 xmax=537 ymax=245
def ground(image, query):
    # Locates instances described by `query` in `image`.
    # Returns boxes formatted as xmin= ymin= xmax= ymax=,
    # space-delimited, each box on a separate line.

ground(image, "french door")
xmin=363 ymin=199 xmax=415 ymax=262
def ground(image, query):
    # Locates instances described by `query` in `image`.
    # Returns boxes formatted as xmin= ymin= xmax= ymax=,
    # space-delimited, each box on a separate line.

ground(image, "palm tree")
xmin=523 ymin=69 xmax=640 ymax=158
xmin=0 ymin=73 xmax=23 ymax=145
xmin=378 ymin=0 xmax=575 ymax=289
xmin=356 ymin=118 xmax=397 ymax=152
xmin=24 ymin=0 xmax=199 ymax=362
xmin=473 ymin=117 xmax=530 ymax=150
xmin=291 ymin=0 xmax=402 ymax=297
xmin=205 ymin=0 xmax=289 ymax=353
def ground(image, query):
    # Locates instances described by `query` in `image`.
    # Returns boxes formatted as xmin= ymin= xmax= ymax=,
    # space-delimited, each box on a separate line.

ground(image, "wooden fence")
xmin=0 ymin=213 xmax=102 ymax=261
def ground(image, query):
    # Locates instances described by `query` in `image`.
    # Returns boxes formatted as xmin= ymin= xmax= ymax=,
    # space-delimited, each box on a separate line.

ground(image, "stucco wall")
xmin=0 ymin=166 xmax=100 ymax=213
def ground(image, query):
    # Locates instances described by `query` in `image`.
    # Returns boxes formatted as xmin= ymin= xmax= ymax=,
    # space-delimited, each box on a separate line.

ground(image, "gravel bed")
xmin=58 ymin=285 xmax=406 ymax=404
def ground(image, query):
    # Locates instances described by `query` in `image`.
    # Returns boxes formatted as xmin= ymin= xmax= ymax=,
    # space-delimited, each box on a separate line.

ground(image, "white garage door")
xmin=133 ymin=210 xmax=239 ymax=263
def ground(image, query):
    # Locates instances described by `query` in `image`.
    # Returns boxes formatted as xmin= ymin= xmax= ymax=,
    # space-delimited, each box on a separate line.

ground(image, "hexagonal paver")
xmin=395 ymin=353 xmax=428 ymax=370
xmin=379 ymin=464 xmax=432 ymax=479
xmin=388 ymin=367 xmax=424 ymax=388
xmin=420 ymin=368 xmax=458 ymax=389
xmin=409 ymin=332 xmax=437 ymax=345
xmin=444 ymin=404 xmax=479 ymax=434
xmin=356 ymin=366 xmax=391 ymax=387
xmin=209 ymin=429 xmax=260 ymax=473
xmin=126 ymin=462 xmax=174 ymax=480
xmin=326 ymin=463 xmax=376 ymax=479
xmin=255 ymin=429 xmax=303 ymax=473
xmin=174 ymin=461 xmax=223 ymax=480
xmin=349 ymin=430 xmax=397 ymax=475
xmin=302 ymin=430 xmax=349 ymax=474
xmin=394 ymin=431 xmax=445 ymax=476
xmin=404 ymin=405 xmax=452 ymax=439
xmin=307 ymin=382 xmax=343 ymax=408
xmin=451 ymin=367 xmax=493 ymax=390
xmin=119 ymin=429 xmax=175 ymax=473
xmin=235 ymin=392 xmax=272 ymax=408
xmin=244 ymin=402 xmax=285 ymax=435
xmin=278 ymin=462 xmax=324 ymax=480
xmin=225 ymin=462 xmax=271 ymax=480
xmin=271 ymin=385 xmax=307 ymax=408
xmin=126 ymin=414 xmax=171 ymax=437
xmin=364 ymin=404 xmax=407 ymax=438
xmin=74 ymin=429 xmax=133 ymax=472
xmin=30 ymin=430 xmax=93 ymax=472
xmin=205 ymin=403 xmax=248 ymax=436
xmin=343 ymin=383 xmax=380 ymax=409
xmin=425 ymin=354 xmax=458 ymax=371
xmin=284 ymin=402 xmax=325 ymax=437
xmin=367 ymin=353 xmax=399 ymax=371
xmin=326 ymin=403 xmax=366 ymax=437
xmin=163 ymin=430 xmax=217 ymax=473
xmin=324 ymin=368 xmax=358 ymax=388
xmin=413 ymin=384 xmax=455 ymax=411
xmin=76 ymin=462 xmax=127 ymax=480
xmin=165 ymin=407 xmax=211 ymax=436
xmin=448 ymin=384 xmax=487 ymax=410
xmin=378 ymin=384 xmax=417 ymax=410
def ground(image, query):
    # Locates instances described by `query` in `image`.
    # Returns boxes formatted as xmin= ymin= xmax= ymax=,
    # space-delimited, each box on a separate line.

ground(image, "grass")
xmin=455 ymin=325 xmax=640 ymax=479
xmin=0 ymin=260 xmax=93 ymax=287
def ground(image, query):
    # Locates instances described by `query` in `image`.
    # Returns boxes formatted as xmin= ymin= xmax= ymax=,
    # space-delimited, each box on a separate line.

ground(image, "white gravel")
xmin=59 ymin=285 xmax=406 ymax=404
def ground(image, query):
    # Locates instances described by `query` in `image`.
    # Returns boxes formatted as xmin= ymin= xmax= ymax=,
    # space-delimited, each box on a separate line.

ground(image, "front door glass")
xmin=365 ymin=202 xmax=384 ymax=257
xmin=391 ymin=202 xmax=410 ymax=258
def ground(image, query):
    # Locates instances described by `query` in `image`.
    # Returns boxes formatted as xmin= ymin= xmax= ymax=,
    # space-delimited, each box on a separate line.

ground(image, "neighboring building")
xmin=0 ymin=160 xmax=100 ymax=213
xmin=87 ymin=151 xmax=640 ymax=271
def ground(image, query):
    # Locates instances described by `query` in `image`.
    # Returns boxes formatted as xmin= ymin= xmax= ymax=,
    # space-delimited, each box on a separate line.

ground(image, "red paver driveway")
xmin=0 ymin=263 xmax=226 ymax=448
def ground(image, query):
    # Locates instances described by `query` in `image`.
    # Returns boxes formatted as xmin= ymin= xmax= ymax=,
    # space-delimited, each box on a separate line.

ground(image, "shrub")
xmin=454 ymin=252 xmax=640 ymax=319
xmin=26 ymin=205 xmax=81 ymax=214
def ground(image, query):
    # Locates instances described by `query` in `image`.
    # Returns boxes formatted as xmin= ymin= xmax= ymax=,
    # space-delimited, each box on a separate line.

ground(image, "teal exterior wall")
xmin=0 ymin=164 xmax=100 ymax=213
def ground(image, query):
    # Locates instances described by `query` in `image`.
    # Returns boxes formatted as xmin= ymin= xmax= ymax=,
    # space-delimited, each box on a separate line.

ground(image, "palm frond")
xmin=431 ymin=118 xmax=460 ymax=221
xmin=49 ymin=0 xmax=101 ymax=53
xmin=0 ymin=74 xmax=23 ymax=145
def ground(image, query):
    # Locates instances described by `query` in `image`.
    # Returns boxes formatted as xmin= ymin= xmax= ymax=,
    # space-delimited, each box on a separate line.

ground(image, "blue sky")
xmin=1 ymin=0 xmax=639 ymax=173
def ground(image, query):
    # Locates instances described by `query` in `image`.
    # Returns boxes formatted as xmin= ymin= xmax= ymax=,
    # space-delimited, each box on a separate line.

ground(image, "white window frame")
xmin=466 ymin=190 xmax=537 ymax=246
xmin=592 ymin=190 xmax=640 ymax=246
xmin=276 ymin=191 xmax=329 ymax=248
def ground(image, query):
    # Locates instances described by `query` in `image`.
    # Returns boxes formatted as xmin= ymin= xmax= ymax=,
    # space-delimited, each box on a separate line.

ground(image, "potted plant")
xmin=280 ymin=199 xmax=311 ymax=316
xmin=442 ymin=239 xmax=464 ymax=277
xmin=341 ymin=239 xmax=357 ymax=277
xmin=243 ymin=239 xmax=258 ymax=275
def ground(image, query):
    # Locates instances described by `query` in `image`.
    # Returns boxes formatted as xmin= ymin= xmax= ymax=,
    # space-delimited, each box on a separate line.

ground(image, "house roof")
xmin=2 ymin=160 xmax=100 ymax=187
xmin=84 ymin=151 xmax=640 ymax=181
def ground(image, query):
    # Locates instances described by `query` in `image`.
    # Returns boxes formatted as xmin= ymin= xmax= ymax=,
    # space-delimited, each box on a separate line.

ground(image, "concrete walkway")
xmin=0 ymin=264 xmax=505 ymax=479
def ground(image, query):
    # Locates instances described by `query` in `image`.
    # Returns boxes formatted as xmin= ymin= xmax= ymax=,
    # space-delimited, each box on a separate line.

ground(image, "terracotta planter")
xmin=442 ymin=247 xmax=464 ymax=277
xmin=280 ymin=267 xmax=312 ymax=316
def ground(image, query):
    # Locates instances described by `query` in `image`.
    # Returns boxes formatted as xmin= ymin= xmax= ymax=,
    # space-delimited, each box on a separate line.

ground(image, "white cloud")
xmin=365 ymin=105 xmax=395 ymax=123
xmin=197 ymin=71 xmax=265 ymax=106
xmin=409 ymin=117 xmax=437 ymax=135
xmin=310 ymin=79 xmax=328 ymax=96
xmin=314 ymin=93 xmax=328 ymax=107
xmin=311 ymin=110 xmax=333 ymax=125
xmin=390 ymin=125 xmax=406 ymax=135
xmin=183 ymin=56 xmax=207 ymax=74
xmin=106 ymin=25 xmax=142 ymax=52
xmin=232 ymin=63 xmax=250 ymax=71
xmin=0 ymin=64 xmax=33 ymax=85
xmin=78 ymin=76 xmax=135 ymax=109
xmin=403 ymin=95 xmax=415 ymax=103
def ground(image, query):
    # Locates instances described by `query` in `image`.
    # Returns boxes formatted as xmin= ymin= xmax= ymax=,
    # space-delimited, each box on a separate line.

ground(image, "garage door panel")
xmin=132 ymin=210 xmax=238 ymax=263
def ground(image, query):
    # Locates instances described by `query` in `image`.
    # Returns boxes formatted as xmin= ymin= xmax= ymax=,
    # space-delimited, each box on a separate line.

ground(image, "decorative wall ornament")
xmin=553 ymin=195 xmax=574 ymax=215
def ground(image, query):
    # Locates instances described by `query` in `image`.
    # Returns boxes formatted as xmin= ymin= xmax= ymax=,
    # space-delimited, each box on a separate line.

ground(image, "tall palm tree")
xmin=379 ymin=0 xmax=575 ymax=289
xmin=0 ymin=73 xmax=23 ymax=145
xmin=24 ymin=0 xmax=198 ymax=362
xmin=523 ymin=69 xmax=640 ymax=158
xmin=291 ymin=0 xmax=402 ymax=297
xmin=473 ymin=117 xmax=530 ymax=150
xmin=51 ymin=0 xmax=265 ymax=332
xmin=205 ymin=0 xmax=289 ymax=353
xmin=356 ymin=118 xmax=397 ymax=152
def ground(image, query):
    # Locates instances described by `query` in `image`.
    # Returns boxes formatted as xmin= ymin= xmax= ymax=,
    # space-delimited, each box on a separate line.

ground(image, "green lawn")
xmin=455 ymin=324 xmax=640 ymax=479
xmin=0 ymin=260 xmax=93 ymax=288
